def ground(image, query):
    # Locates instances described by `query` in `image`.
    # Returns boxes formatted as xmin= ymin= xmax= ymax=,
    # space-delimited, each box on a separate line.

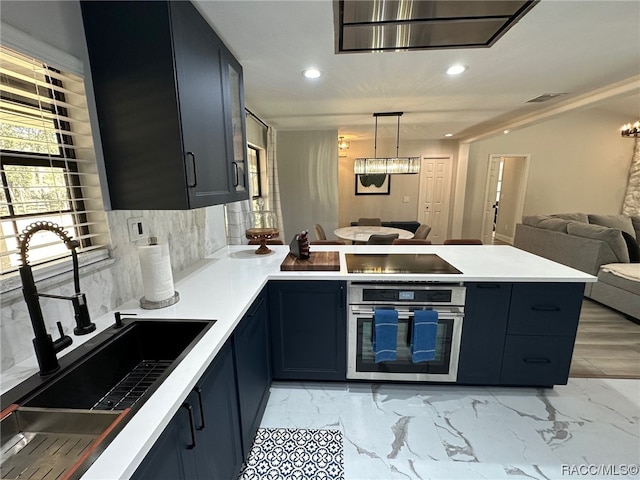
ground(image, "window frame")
xmin=1 ymin=43 xmax=106 ymax=276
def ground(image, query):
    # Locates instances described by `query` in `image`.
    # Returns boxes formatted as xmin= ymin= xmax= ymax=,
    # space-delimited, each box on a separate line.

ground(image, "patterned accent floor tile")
xmin=240 ymin=428 xmax=344 ymax=480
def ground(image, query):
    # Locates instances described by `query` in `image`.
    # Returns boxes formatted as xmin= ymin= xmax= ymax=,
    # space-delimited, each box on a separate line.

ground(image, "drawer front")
xmin=500 ymin=335 xmax=575 ymax=386
xmin=508 ymin=283 xmax=584 ymax=335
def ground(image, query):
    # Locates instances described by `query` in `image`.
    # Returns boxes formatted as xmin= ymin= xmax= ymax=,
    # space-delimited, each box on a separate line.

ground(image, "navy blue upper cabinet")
xmin=81 ymin=1 xmax=249 ymax=210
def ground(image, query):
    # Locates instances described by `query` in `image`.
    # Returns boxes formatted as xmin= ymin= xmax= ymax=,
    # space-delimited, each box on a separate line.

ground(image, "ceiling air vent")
xmin=526 ymin=93 xmax=567 ymax=103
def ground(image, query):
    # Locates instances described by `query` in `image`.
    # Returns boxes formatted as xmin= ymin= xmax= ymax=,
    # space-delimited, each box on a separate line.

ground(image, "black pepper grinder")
xmin=299 ymin=230 xmax=310 ymax=259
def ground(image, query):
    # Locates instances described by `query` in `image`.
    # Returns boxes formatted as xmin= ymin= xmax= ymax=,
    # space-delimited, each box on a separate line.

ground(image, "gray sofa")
xmin=513 ymin=213 xmax=640 ymax=320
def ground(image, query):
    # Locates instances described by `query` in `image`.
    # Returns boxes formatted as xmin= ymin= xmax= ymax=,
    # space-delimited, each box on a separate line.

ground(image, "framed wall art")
xmin=355 ymin=174 xmax=390 ymax=195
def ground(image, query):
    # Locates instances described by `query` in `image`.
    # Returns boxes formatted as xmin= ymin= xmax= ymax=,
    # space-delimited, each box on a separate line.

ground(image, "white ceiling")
xmin=194 ymin=0 xmax=640 ymax=142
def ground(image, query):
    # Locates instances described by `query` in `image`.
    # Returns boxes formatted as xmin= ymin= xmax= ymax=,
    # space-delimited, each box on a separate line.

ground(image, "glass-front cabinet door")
xmin=224 ymin=53 xmax=248 ymax=197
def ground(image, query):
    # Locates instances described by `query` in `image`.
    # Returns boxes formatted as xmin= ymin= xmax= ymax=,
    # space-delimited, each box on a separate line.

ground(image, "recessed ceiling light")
xmin=303 ymin=68 xmax=321 ymax=79
xmin=446 ymin=65 xmax=468 ymax=76
xmin=503 ymin=130 xmax=510 ymax=134
xmin=444 ymin=133 xmax=453 ymax=137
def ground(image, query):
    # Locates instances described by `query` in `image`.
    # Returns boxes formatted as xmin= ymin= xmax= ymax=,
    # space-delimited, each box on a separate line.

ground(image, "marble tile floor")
xmin=259 ymin=379 xmax=640 ymax=480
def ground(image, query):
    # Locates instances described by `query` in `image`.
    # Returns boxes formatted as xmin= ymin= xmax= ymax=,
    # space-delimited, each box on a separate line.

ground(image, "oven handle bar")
xmin=350 ymin=306 xmax=463 ymax=318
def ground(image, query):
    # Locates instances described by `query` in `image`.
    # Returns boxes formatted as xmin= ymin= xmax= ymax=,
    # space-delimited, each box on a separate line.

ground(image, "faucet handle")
xmin=53 ymin=321 xmax=73 ymax=353
xmin=114 ymin=311 xmax=137 ymax=329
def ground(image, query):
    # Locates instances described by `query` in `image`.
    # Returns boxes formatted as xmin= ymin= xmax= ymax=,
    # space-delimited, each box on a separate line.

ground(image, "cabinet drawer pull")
xmin=531 ymin=305 xmax=560 ymax=312
xmin=232 ymin=161 xmax=239 ymax=187
xmin=523 ymin=357 xmax=551 ymax=364
xmin=181 ymin=402 xmax=197 ymax=449
xmin=476 ymin=283 xmax=501 ymax=289
xmin=186 ymin=152 xmax=197 ymax=188
xmin=194 ymin=386 xmax=205 ymax=430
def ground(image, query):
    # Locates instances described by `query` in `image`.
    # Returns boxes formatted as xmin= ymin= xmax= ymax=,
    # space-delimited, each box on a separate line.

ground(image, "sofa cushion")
xmin=537 ymin=218 xmax=571 ymax=232
xmin=621 ymin=231 xmax=640 ymax=263
xmin=588 ymin=214 xmax=636 ymax=239
xmin=522 ymin=215 xmax=550 ymax=227
xmin=551 ymin=212 xmax=589 ymax=223
xmin=566 ymin=222 xmax=630 ymax=263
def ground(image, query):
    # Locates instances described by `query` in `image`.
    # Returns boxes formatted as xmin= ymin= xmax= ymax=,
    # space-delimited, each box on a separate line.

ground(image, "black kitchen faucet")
xmin=17 ymin=221 xmax=96 ymax=376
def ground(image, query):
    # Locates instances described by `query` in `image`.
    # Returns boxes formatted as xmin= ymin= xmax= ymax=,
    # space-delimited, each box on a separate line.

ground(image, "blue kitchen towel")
xmin=373 ymin=309 xmax=398 ymax=363
xmin=411 ymin=309 xmax=438 ymax=363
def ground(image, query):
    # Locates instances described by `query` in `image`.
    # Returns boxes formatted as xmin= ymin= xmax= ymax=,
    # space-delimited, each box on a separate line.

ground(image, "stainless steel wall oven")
xmin=347 ymin=282 xmax=465 ymax=382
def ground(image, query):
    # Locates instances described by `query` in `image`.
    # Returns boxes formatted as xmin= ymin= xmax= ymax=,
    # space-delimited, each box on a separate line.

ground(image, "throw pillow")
xmin=537 ymin=218 xmax=570 ymax=232
xmin=621 ymin=231 xmax=640 ymax=263
xmin=522 ymin=215 xmax=551 ymax=227
xmin=566 ymin=222 xmax=630 ymax=263
xmin=588 ymin=214 xmax=636 ymax=239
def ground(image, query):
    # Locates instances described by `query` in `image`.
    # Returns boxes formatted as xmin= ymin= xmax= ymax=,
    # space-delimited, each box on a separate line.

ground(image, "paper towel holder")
xmin=139 ymin=236 xmax=180 ymax=309
xmin=141 ymin=290 xmax=180 ymax=309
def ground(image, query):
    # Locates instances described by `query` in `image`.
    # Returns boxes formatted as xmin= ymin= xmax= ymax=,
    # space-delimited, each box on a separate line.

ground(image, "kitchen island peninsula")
xmin=1 ymin=245 xmax=595 ymax=480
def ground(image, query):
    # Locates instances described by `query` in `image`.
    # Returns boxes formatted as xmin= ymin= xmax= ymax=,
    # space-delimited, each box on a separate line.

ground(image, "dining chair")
xmin=443 ymin=238 xmax=483 ymax=245
xmin=412 ymin=224 xmax=431 ymax=239
xmin=366 ymin=233 xmax=399 ymax=245
xmin=357 ymin=217 xmax=382 ymax=226
xmin=392 ymin=239 xmax=432 ymax=245
xmin=313 ymin=224 xmax=327 ymax=241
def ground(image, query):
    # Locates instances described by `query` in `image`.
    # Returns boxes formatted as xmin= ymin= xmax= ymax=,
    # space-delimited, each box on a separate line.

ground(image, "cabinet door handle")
xmin=186 ymin=152 xmax=197 ymax=188
xmin=232 ymin=161 xmax=239 ymax=187
xmin=476 ymin=283 xmax=501 ymax=289
xmin=523 ymin=357 xmax=551 ymax=364
xmin=531 ymin=305 xmax=560 ymax=312
xmin=181 ymin=402 xmax=196 ymax=449
xmin=193 ymin=386 xmax=205 ymax=430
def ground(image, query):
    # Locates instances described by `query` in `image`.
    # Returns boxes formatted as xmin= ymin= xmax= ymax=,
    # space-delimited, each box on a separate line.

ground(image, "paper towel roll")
xmin=138 ymin=243 xmax=175 ymax=302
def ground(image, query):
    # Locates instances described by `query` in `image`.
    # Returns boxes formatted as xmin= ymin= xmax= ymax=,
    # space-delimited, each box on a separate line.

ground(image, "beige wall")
xmin=462 ymin=107 xmax=634 ymax=238
xmin=338 ymin=139 xmax=458 ymax=227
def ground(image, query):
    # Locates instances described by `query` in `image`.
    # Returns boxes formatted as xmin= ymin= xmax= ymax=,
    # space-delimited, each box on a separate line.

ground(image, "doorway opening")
xmin=481 ymin=155 xmax=530 ymax=245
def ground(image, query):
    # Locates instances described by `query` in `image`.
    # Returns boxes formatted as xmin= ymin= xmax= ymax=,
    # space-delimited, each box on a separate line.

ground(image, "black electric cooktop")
xmin=345 ymin=253 xmax=462 ymax=274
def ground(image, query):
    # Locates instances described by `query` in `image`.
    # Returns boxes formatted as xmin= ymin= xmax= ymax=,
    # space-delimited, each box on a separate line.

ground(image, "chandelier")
xmin=338 ymin=136 xmax=350 ymax=150
xmin=621 ymin=121 xmax=640 ymax=138
xmin=354 ymin=112 xmax=420 ymax=175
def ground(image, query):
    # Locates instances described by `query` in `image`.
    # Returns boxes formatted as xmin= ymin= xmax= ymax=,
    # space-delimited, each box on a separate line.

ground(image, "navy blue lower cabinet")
xmin=500 ymin=335 xmax=576 ymax=386
xmin=500 ymin=282 xmax=585 ymax=387
xmin=457 ymin=283 xmax=512 ymax=385
xmin=191 ymin=340 xmax=243 ymax=479
xmin=132 ymin=340 xmax=243 ymax=480
xmin=131 ymin=405 xmax=197 ymax=480
xmin=233 ymin=290 xmax=272 ymax=457
xmin=268 ymin=280 xmax=347 ymax=381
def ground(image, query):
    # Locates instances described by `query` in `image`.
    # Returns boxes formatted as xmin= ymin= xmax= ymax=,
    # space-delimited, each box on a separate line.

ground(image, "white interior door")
xmin=481 ymin=156 xmax=502 ymax=245
xmin=417 ymin=156 xmax=452 ymax=244
xmin=481 ymin=154 xmax=530 ymax=244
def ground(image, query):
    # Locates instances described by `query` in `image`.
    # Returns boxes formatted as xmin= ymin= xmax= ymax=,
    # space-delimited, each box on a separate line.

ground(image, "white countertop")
xmin=1 ymin=245 xmax=595 ymax=479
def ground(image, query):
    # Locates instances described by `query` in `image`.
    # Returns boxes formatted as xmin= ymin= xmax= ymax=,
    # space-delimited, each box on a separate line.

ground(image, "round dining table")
xmin=334 ymin=226 xmax=414 ymax=243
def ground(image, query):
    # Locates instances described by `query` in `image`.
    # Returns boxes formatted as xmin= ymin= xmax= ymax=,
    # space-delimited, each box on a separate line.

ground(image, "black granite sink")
xmin=18 ymin=318 xmax=215 ymax=411
xmin=0 ymin=318 xmax=215 ymax=480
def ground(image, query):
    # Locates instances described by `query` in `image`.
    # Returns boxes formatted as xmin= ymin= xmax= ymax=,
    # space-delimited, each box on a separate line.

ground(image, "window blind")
xmin=0 ymin=45 xmax=108 ymax=274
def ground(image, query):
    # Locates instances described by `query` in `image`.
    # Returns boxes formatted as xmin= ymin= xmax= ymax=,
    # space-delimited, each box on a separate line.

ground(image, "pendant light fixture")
xmin=354 ymin=112 xmax=420 ymax=175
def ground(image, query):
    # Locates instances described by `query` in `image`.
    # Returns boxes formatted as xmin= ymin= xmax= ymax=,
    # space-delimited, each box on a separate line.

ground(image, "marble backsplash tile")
xmin=1 ymin=205 xmax=227 ymax=371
